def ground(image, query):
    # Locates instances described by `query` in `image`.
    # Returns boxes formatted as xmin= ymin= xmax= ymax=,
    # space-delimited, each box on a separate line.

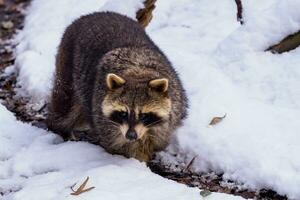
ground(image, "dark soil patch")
xmin=0 ymin=1 xmax=289 ymax=200
xmin=148 ymin=160 xmax=288 ymax=200
xmin=0 ymin=0 xmax=46 ymax=125
xmin=0 ymin=0 xmax=27 ymax=70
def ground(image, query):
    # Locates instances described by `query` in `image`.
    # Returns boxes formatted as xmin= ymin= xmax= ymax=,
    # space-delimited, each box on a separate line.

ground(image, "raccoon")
xmin=47 ymin=12 xmax=188 ymax=161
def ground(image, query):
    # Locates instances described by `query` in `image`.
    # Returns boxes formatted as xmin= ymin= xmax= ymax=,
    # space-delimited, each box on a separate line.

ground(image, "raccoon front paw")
xmin=69 ymin=130 xmax=89 ymax=141
xmin=135 ymin=152 xmax=152 ymax=162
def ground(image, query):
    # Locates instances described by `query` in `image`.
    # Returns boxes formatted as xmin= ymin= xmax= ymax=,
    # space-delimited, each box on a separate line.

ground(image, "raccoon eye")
xmin=110 ymin=111 xmax=128 ymax=123
xmin=139 ymin=113 xmax=162 ymax=126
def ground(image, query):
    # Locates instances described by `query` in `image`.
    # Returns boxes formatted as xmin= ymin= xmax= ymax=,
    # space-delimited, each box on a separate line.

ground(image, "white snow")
xmin=1 ymin=104 xmax=251 ymax=200
xmin=148 ymin=1 xmax=300 ymax=199
xmin=3 ymin=0 xmax=300 ymax=199
xmin=0 ymin=104 xmax=247 ymax=200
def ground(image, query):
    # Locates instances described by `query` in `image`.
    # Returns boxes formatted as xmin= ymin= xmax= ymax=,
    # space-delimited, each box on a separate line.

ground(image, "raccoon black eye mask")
xmin=110 ymin=111 xmax=162 ymax=127
xmin=109 ymin=111 xmax=128 ymax=124
xmin=139 ymin=112 xmax=163 ymax=126
xmin=109 ymin=109 xmax=164 ymax=141
xmin=47 ymin=12 xmax=188 ymax=162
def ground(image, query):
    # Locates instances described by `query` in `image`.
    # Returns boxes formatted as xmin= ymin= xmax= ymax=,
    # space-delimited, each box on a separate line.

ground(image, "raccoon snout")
xmin=125 ymin=130 xmax=138 ymax=141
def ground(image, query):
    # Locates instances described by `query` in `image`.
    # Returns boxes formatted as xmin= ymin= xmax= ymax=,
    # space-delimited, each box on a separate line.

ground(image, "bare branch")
xmin=234 ymin=0 xmax=244 ymax=25
xmin=266 ymin=30 xmax=300 ymax=53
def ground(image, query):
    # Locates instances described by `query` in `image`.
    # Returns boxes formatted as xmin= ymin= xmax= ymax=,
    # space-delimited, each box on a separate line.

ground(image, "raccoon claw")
xmin=69 ymin=130 xmax=89 ymax=141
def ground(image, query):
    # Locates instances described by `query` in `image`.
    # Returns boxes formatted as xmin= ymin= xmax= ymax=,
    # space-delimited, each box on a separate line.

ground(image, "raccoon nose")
xmin=125 ymin=130 xmax=137 ymax=141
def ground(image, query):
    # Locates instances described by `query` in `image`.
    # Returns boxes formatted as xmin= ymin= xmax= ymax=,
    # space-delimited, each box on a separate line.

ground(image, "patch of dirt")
xmin=148 ymin=160 xmax=287 ymax=200
xmin=0 ymin=1 xmax=289 ymax=200
xmin=0 ymin=0 xmax=27 ymax=75
xmin=0 ymin=0 xmax=46 ymax=120
xmin=0 ymin=0 xmax=27 ymax=70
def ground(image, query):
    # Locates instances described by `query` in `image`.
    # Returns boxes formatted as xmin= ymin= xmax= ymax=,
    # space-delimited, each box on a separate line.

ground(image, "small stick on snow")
xmin=70 ymin=176 xmax=95 ymax=196
xmin=209 ymin=114 xmax=227 ymax=126
xmin=234 ymin=0 xmax=244 ymax=25
xmin=70 ymin=183 xmax=77 ymax=192
xmin=183 ymin=156 xmax=197 ymax=173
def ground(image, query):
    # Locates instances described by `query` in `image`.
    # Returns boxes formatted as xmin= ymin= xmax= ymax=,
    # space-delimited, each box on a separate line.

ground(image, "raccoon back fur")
xmin=47 ymin=12 xmax=188 ymax=161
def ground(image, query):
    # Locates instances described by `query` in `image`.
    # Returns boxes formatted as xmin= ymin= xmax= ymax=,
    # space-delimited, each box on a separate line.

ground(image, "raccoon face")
xmin=102 ymin=73 xmax=171 ymax=142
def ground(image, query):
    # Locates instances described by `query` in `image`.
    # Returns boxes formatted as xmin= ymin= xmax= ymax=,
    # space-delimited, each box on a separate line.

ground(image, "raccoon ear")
xmin=149 ymin=78 xmax=169 ymax=93
xmin=106 ymin=73 xmax=126 ymax=90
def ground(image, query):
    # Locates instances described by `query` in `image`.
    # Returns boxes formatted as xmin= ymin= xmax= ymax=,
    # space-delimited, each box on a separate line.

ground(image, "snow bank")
xmin=147 ymin=1 xmax=300 ymax=199
xmin=1 ymin=105 xmax=247 ymax=199
xmin=12 ymin=0 xmax=300 ymax=199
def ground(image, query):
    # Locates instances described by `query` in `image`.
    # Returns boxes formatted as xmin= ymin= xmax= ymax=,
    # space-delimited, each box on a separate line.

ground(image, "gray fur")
xmin=47 ymin=12 xmax=188 ymax=161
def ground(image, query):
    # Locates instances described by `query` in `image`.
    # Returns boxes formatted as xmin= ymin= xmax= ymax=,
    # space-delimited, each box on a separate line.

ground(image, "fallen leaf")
xmin=70 ymin=176 xmax=95 ymax=196
xmin=1 ymin=21 xmax=14 ymax=30
xmin=209 ymin=114 xmax=226 ymax=126
xmin=200 ymin=190 xmax=212 ymax=197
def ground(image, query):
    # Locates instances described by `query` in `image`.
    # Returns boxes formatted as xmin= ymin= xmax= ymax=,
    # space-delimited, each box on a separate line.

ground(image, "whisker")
xmin=146 ymin=134 xmax=156 ymax=139
xmin=144 ymin=119 xmax=164 ymax=128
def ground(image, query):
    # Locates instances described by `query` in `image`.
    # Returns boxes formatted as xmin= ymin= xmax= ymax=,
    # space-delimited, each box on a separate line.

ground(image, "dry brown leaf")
xmin=209 ymin=114 xmax=226 ymax=126
xmin=70 ymin=176 xmax=95 ymax=196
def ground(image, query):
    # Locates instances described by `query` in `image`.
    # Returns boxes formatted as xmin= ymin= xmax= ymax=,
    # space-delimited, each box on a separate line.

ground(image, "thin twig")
xmin=70 ymin=183 xmax=77 ymax=192
xmin=70 ymin=176 xmax=95 ymax=196
xmin=183 ymin=156 xmax=197 ymax=173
